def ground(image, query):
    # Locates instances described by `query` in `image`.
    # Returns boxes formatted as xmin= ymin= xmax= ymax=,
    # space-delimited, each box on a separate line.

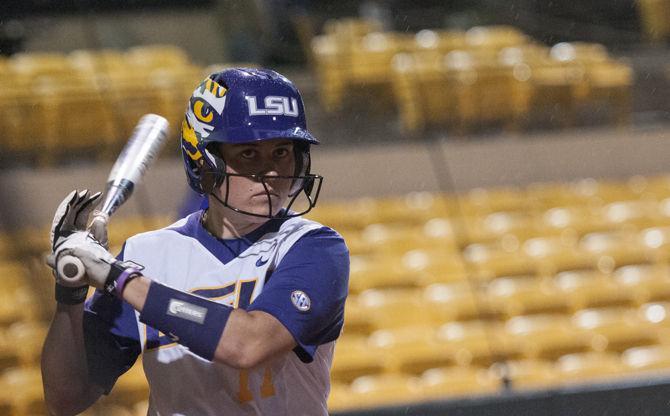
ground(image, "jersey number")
xmin=238 ymin=367 xmax=276 ymax=403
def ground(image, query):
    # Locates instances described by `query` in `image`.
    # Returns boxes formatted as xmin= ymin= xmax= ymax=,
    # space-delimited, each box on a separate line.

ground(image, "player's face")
xmin=217 ymin=139 xmax=296 ymax=218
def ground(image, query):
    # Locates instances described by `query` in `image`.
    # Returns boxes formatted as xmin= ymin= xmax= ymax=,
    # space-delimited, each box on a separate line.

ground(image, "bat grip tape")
xmin=139 ymin=282 xmax=231 ymax=361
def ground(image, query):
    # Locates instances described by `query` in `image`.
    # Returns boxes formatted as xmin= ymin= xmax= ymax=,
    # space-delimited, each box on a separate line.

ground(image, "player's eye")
xmin=240 ymin=148 xmax=257 ymax=159
xmin=273 ymin=147 xmax=291 ymax=159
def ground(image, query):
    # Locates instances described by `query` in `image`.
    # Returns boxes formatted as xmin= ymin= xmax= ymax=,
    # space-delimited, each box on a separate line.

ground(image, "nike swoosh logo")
xmin=256 ymin=257 xmax=270 ymax=267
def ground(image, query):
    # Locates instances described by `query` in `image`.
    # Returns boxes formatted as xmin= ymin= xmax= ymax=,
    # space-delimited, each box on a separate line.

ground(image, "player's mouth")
xmin=252 ymin=191 xmax=279 ymax=198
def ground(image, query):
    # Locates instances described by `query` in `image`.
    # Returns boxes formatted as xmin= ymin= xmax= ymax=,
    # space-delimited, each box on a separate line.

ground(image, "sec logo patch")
xmin=291 ymin=290 xmax=311 ymax=312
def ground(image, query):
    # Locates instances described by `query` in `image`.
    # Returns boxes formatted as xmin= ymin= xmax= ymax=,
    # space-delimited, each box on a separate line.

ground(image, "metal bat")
xmin=57 ymin=114 xmax=170 ymax=283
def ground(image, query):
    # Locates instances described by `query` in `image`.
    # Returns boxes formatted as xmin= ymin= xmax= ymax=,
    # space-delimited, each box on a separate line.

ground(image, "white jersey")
xmin=83 ymin=211 xmax=350 ymax=416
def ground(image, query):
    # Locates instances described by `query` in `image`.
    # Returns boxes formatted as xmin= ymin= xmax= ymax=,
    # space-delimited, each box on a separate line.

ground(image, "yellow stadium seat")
xmin=640 ymin=175 xmax=670 ymax=200
xmin=108 ymin=359 xmax=148 ymax=408
xmin=555 ymin=351 xmax=628 ymax=385
xmin=368 ymin=326 xmax=452 ymax=375
xmin=125 ymin=44 xmax=191 ymax=69
xmin=436 ymin=320 xmax=514 ymax=366
xmin=613 ymin=263 xmax=670 ymax=304
xmin=419 ymin=366 xmax=501 ymax=400
xmin=15 ymin=225 xmax=51 ymax=257
xmin=639 ymin=226 xmax=670 ymax=262
xmin=42 ymin=77 xmax=119 ymax=158
xmin=423 ymin=282 xmax=489 ymax=323
xmin=305 ymin=198 xmax=379 ymax=231
xmin=380 ymin=192 xmax=452 ymax=223
xmin=358 ymin=223 xmax=456 ymax=255
xmin=347 ymin=373 xmax=424 ymax=409
xmin=392 ymin=51 xmax=455 ymax=133
xmin=622 ymin=344 xmax=670 ymax=374
xmin=459 ymin=185 xmax=532 ymax=216
xmin=348 ymin=255 xmax=413 ymax=293
xmin=583 ymin=60 xmax=634 ymax=127
xmin=413 ymin=29 xmax=467 ymax=55
xmin=521 ymin=236 xmax=594 ymax=276
xmin=0 ymin=261 xmax=31 ymax=292
xmin=0 ymin=81 xmax=54 ymax=161
xmin=327 ymin=381 xmax=355 ymax=412
xmin=464 ymin=26 xmax=529 ymax=50
xmin=637 ymin=0 xmax=670 ymax=42
xmin=490 ymin=359 xmax=559 ymax=390
xmin=8 ymin=52 xmax=73 ymax=81
xmin=1 ymin=366 xmax=46 ymax=415
xmin=349 ymin=32 xmax=414 ymax=86
xmin=342 ymin=295 xmax=373 ymax=336
xmin=538 ymin=206 xmax=611 ymax=238
xmin=101 ymin=70 xmax=164 ymax=143
xmin=463 ymin=241 xmax=538 ymax=280
xmin=638 ymin=302 xmax=670 ymax=344
xmin=331 ymin=335 xmax=385 ymax=384
xmin=150 ymin=65 xmax=206 ymax=130
xmin=554 ymin=270 xmax=635 ymax=311
xmin=599 ymin=200 xmax=662 ymax=231
xmin=68 ymin=49 xmax=127 ymax=74
xmin=350 ymin=249 xmax=468 ymax=293
xmin=572 ymin=307 xmax=658 ymax=353
xmin=400 ymin=249 xmax=469 ymax=286
xmin=487 ymin=276 xmax=569 ymax=317
xmin=6 ymin=321 xmax=48 ymax=366
xmin=357 ymin=288 xmax=434 ymax=330
xmin=310 ymin=34 xmax=349 ymax=113
xmin=569 ymin=177 xmax=641 ymax=204
xmin=578 ymin=230 xmax=652 ymax=272
xmin=503 ymin=314 xmax=591 ymax=360
xmin=0 ymin=285 xmax=40 ymax=326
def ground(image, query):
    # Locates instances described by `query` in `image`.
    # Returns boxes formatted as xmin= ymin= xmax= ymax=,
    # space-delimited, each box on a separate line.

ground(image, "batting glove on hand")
xmin=50 ymin=189 xmax=103 ymax=252
xmin=47 ymin=231 xmax=117 ymax=290
xmin=48 ymin=190 xmax=102 ymax=304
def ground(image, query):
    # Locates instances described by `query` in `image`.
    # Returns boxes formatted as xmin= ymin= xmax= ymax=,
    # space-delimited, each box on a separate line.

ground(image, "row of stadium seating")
xmin=4 ymin=175 xmax=670 ymax=414
xmin=0 ymin=46 xmax=254 ymax=166
xmin=310 ymin=19 xmax=633 ymax=134
xmin=0 ymin=362 xmax=149 ymax=416
xmin=329 ymin=343 xmax=670 ymax=411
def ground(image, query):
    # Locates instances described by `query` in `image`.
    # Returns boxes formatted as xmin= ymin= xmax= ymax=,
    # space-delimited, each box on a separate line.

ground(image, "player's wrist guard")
xmin=104 ymin=261 xmax=143 ymax=298
xmin=139 ymin=281 xmax=231 ymax=361
xmin=54 ymin=283 xmax=88 ymax=305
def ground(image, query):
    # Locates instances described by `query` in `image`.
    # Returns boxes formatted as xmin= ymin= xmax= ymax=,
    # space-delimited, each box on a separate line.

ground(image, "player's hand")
xmin=50 ymin=189 xmax=102 ymax=252
xmin=47 ymin=231 xmax=117 ymax=290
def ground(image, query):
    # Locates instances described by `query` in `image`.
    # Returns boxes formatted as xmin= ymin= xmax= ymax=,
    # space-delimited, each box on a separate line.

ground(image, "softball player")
xmin=41 ymin=68 xmax=349 ymax=416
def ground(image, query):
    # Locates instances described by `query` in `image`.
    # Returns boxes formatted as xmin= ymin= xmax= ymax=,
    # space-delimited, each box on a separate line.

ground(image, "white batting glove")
xmin=48 ymin=231 xmax=117 ymax=290
xmin=50 ymin=189 xmax=103 ymax=252
xmin=48 ymin=190 xmax=102 ymax=304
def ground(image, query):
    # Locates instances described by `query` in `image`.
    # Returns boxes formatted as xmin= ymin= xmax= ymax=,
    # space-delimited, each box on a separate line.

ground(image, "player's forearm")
xmin=121 ymin=278 xmax=294 ymax=369
xmin=41 ymin=303 xmax=101 ymax=415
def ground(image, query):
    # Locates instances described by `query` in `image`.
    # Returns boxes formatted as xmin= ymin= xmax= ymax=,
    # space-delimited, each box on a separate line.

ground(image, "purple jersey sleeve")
xmin=247 ymin=226 xmax=349 ymax=363
xmin=83 ymin=244 xmax=142 ymax=393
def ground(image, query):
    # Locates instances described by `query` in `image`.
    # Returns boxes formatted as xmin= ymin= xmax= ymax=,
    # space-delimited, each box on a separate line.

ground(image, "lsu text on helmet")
xmin=180 ymin=68 xmax=322 ymax=218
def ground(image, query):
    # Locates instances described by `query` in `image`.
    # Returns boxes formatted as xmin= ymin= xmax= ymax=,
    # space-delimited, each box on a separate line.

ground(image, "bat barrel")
xmin=101 ymin=114 xmax=169 ymax=217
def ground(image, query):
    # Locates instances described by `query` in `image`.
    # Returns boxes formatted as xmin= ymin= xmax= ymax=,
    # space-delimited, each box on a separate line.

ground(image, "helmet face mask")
xmin=180 ymin=68 xmax=322 ymax=219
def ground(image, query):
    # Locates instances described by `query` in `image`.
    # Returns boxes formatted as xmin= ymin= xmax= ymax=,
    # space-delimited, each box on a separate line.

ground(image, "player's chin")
xmin=246 ymin=196 xmax=286 ymax=217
